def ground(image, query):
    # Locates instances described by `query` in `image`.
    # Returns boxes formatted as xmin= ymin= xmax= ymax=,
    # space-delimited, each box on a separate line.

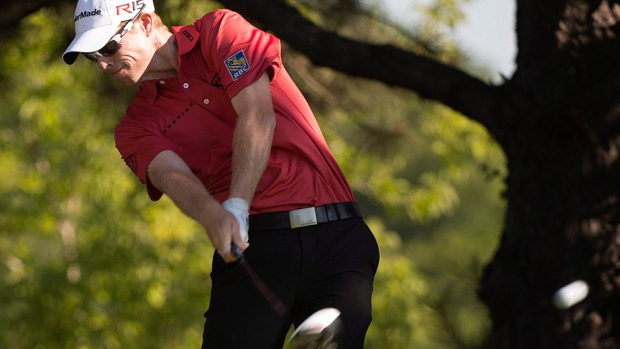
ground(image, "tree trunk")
xmin=479 ymin=104 xmax=620 ymax=348
xmin=479 ymin=1 xmax=620 ymax=347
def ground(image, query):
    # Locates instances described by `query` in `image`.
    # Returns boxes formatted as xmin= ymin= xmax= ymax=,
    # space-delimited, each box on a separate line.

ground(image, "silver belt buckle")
xmin=289 ymin=207 xmax=318 ymax=229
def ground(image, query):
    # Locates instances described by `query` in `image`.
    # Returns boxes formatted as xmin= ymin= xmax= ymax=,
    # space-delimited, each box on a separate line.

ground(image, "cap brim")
xmin=62 ymin=24 xmax=119 ymax=65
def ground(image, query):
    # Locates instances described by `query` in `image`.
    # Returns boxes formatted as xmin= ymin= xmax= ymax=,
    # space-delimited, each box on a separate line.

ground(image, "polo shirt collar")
xmin=139 ymin=25 xmax=200 ymax=105
xmin=172 ymin=25 xmax=200 ymax=55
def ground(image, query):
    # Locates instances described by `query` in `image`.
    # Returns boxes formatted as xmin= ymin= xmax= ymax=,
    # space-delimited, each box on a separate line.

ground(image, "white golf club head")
xmin=289 ymin=308 xmax=342 ymax=349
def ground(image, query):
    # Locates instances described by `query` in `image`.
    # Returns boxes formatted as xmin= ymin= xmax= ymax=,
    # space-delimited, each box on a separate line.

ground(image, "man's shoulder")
xmin=193 ymin=9 xmax=246 ymax=31
xmin=203 ymin=9 xmax=241 ymax=21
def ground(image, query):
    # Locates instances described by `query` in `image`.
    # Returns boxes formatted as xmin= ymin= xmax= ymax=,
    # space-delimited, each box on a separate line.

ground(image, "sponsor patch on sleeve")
xmin=225 ymin=50 xmax=250 ymax=81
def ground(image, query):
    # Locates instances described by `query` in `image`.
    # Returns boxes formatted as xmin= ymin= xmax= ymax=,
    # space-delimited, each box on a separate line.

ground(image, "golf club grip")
xmin=231 ymin=244 xmax=288 ymax=317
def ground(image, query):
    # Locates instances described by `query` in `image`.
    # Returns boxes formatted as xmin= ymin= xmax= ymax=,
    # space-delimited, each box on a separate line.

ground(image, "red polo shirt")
xmin=114 ymin=9 xmax=354 ymax=213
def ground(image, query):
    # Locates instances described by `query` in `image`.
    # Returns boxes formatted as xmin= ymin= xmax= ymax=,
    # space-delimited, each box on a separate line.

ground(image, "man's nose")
xmin=97 ymin=56 xmax=113 ymax=70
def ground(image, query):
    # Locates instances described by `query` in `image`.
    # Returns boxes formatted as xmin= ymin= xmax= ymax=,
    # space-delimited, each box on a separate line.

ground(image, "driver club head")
xmin=289 ymin=308 xmax=342 ymax=349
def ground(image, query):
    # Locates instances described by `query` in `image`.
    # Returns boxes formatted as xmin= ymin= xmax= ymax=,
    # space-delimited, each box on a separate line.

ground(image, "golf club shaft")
xmin=231 ymin=244 xmax=288 ymax=317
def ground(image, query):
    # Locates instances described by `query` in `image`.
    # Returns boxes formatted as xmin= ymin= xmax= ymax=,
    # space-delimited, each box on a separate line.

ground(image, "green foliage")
xmin=365 ymin=218 xmax=434 ymax=348
xmin=154 ymin=0 xmax=221 ymax=24
xmin=0 ymin=1 xmax=505 ymax=348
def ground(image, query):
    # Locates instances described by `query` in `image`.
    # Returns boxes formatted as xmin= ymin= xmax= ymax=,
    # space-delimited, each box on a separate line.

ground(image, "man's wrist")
xmin=223 ymin=198 xmax=249 ymax=212
xmin=223 ymin=198 xmax=250 ymax=243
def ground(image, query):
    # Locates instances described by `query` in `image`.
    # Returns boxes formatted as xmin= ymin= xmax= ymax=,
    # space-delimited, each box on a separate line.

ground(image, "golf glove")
xmin=222 ymin=198 xmax=249 ymax=243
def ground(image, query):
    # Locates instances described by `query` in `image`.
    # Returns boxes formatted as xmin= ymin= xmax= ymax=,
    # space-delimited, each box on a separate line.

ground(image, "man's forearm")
xmin=147 ymin=150 xmax=219 ymax=229
xmin=157 ymin=171 xmax=220 ymax=226
xmin=229 ymin=114 xmax=275 ymax=203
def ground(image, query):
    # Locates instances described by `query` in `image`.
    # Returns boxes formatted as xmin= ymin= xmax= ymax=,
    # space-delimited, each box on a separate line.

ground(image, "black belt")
xmin=249 ymin=202 xmax=362 ymax=232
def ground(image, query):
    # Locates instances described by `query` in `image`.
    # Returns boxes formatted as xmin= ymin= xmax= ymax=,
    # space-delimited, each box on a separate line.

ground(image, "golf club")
xmin=289 ymin=307 xmax=342 ymax=349
xmin=231 ymin=244 xmax=288 ymax=317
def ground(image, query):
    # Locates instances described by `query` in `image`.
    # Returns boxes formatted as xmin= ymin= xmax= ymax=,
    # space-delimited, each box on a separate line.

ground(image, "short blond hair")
xmin=149 ymin=12 xmax=167 ymax=31
xmin=129 ymin=12 xmax=168 ymax=33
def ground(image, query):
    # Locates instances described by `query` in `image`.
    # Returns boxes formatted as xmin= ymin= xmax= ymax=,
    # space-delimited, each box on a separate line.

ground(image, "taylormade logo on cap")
xmin=74 ymin=10 xmax=102 ymax=23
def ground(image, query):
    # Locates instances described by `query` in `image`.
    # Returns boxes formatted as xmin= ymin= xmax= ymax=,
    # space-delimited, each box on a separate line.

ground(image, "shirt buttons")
xmin=203 ymin=99 xmax=210 ymax=105
xmin=159 ymin=80 xmax=165 ymax=85
xmin=183 ymin=83 xmax=189 ymax=88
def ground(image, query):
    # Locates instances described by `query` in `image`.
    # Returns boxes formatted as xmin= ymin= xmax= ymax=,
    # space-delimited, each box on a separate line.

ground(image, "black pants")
xmin=201 ymin=217 xmax=380 ymax=348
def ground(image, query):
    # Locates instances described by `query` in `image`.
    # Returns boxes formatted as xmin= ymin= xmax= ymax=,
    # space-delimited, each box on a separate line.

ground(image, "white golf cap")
xmin=63 ymin=0 xmax=155 ymax=65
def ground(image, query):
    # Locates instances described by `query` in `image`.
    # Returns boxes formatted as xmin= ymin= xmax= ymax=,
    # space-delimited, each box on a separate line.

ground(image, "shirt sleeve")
xmin=114 ymin=88 xmax=172 ymax=201
xmin=201 ymin=10 xmax=282 ymax=99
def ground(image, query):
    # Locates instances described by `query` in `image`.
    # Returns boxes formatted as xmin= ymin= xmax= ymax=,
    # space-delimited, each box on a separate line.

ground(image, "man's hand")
xmin=202 ymin=202 xmax=249 ymax=263
xmin=222 ymin=198 xmax=249 ymax=243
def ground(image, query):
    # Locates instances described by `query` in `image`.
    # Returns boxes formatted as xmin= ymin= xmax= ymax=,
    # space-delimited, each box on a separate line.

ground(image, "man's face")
xmin=93 ymin=22 xmax=153 ymax=87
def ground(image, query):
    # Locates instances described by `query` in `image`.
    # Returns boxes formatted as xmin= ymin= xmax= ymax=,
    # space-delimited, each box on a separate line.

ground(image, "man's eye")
xmin=99 ymin=41 xmax=121 ymax=56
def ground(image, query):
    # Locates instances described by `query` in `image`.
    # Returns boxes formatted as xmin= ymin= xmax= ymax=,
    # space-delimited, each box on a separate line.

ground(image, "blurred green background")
xmin=0 ymin=1 xmax=506 ymax=348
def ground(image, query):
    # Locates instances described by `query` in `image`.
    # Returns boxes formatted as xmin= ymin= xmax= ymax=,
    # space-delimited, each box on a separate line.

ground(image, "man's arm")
xmin=228 ymin=71 xmax=276 ymax=203
xmin=146 ymin=71 xmax=275 ymax=261
xmin=147 ymin=150 xmax=246 ymax=262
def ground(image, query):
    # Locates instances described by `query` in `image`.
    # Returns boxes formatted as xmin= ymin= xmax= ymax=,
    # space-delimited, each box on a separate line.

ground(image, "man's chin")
xmin=114 ymin=75 xmax=139 ymax=87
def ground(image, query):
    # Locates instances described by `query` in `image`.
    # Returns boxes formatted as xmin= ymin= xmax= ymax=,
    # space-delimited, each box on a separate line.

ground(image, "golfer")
xmin=63 ymin=0 xmax=379 ymax=347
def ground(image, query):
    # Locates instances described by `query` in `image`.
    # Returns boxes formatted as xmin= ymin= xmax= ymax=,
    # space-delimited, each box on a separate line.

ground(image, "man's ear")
xmin=139 ymin=13 xmax=154 ymax=36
